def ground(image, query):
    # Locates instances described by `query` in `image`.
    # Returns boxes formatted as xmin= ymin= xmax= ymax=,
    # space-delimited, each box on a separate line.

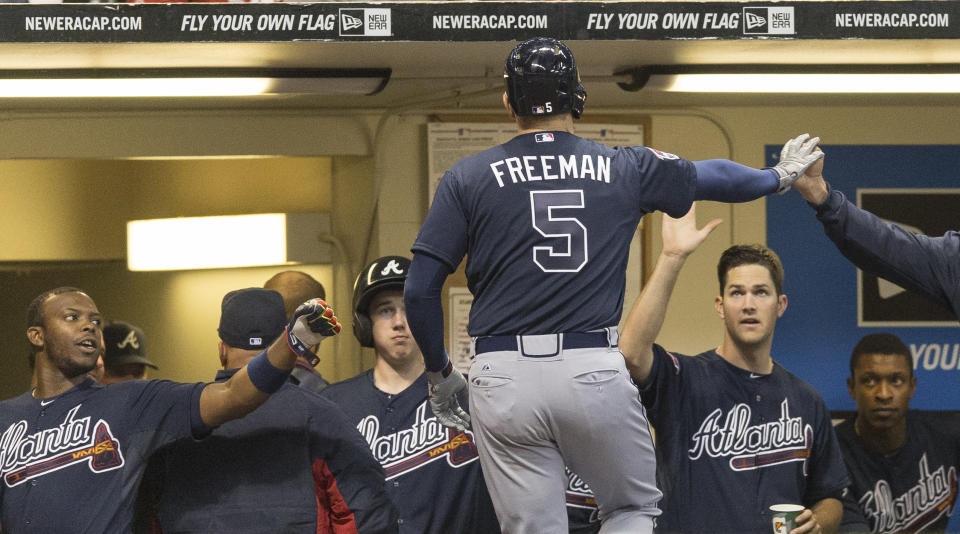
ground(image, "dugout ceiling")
xmin=2 ymin=1 xmax=960 ymax=112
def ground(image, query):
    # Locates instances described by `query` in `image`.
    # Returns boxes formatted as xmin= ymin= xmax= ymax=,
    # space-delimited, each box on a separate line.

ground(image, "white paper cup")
xmin=770 ymin=504 xmax=804 ymax=534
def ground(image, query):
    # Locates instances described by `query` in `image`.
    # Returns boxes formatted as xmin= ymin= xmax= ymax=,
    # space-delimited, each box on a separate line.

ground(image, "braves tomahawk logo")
xmin=689 ymin=398 xmax=813 ymax=474
xmin=357 ymin=403 xmax=479 ymax=480
xmin=859 ymin=454 xmax=959 ymax=533
xmin=380 ymin=260 xmax=404 ymax=277
xmin=117 ymin=329 xmax=140 ymax=350
xmin=1 ymin=405 xmax=124 ymax=488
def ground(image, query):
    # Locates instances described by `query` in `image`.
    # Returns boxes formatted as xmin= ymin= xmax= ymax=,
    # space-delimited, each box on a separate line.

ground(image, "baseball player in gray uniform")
xmin=404 ymin=37 xmax=823 ymax=533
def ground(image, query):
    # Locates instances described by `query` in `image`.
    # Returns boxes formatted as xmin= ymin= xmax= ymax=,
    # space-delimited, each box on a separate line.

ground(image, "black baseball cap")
xmin=217 ymin=288 xmax=286 ymax=350
xmin=103 ymin=321 xmax=158 ymax=370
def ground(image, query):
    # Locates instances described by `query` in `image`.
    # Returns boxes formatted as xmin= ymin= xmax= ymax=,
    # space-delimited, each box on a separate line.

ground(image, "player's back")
xmin=414 ymin=130 xmax=696 ymax=337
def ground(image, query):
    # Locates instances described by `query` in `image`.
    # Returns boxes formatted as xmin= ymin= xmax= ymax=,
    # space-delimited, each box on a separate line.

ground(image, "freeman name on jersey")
xmin=489 ymin=154 xmax=611 ymax=188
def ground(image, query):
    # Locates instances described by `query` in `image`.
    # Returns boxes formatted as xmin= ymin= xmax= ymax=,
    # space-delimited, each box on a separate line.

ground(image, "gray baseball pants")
xmin=468 ymin=329 xmax=660 ymax=533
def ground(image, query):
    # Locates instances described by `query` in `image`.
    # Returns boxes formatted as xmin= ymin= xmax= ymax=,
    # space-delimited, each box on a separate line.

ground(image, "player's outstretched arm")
xmin=619 ymin=203 xmax=721 ymax=384
xmin=794 ymin=149 xmax=958 ymax=315
xmin=199 ymin=299 xmax=341 ymax=428
xmin=693 ymin=133 xmax=823 ymax=203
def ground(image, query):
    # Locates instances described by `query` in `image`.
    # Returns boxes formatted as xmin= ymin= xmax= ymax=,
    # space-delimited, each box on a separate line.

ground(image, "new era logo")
xmin=742 ymin=7 xmax=795 ymax=35
xmin=339 ymin=8 xmax=392 ymax=37
xmin=744 ymin=10 xmax=766 ymax=30
xmin=340 ymin=12 xmax=363 ymax=32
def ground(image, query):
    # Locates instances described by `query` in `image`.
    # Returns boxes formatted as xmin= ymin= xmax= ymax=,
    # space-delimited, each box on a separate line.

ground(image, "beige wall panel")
xmin=0 ymin=157 xmax=332 ymax=261
xmin=0 ymin=113 xmax=371 ymax=159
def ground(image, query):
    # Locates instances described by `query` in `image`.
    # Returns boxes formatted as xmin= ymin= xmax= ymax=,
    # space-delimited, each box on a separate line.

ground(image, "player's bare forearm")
xmin=198 ymin=337 xmax=295 ymax=427
xmin=621 ymin=206 xmax=721 ymax=383
xmin=793 ymin=148 xmax=829 ymax=205
xmin=620 ymin=252 xmax=687 ymax=384
xmin=794 ymin=498 xmax=841 ymax=534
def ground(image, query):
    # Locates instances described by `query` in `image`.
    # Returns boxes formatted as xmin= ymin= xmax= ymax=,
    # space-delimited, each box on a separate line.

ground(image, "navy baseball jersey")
xmin=321 ymin=370 xmax=500 ymax=534
xmin=147 ymin=369 xmax=396 ymax=534
xmin=814 ymin=188 xmax=960 ymax=319
xmin=641 ymin=346 xmax=850 ymax=533
xmin=836 ymin=413 xmax=960 ymax=533
xmin=0 ymin=377 xmax=208 ymax=533
xmin=412 ymin=130 xmax=696 ymax=337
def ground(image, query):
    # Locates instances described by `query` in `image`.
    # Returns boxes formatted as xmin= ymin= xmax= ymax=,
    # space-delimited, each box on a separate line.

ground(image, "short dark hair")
xmin=25 ymin=286 xmax=87 ymax=357
xmin=717 ymin=245 xmax=784 ymax=296
xmin=850 ymin=333 xmax=913 ymax=378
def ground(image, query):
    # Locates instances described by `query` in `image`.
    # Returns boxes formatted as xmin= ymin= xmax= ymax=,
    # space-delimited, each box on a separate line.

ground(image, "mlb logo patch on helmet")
xmin=535 ymin=133 xmax=555 ymax=143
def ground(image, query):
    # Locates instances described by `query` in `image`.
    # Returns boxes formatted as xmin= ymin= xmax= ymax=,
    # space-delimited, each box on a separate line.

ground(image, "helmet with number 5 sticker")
xmin=504 ymin=37 xmax=587 ymax=119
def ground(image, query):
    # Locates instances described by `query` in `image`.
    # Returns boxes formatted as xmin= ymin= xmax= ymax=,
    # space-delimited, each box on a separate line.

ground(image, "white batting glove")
xmin=426 ymin=367 xmax=471 ymax=431
xmin=772 ymin=133 xmax=823 ymax=194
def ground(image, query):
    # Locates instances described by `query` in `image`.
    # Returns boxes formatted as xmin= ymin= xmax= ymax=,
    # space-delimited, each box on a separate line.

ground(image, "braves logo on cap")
xmin=380 ymin=260 xmax=404 ymax=276
xmin=535 ymin=133 xmax=555 ymax=143
xmin=117 ymin=330 xmax=140 ymax=350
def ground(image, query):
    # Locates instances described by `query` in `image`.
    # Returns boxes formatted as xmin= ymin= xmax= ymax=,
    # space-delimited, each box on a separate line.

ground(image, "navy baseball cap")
xmin=217 ymin=288 xmax=286 ymax=350
xmin=103 ymin=321 xmax=158 ymax=369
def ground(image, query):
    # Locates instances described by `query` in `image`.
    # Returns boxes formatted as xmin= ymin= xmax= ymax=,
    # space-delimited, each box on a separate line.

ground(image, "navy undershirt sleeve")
xmin=404 ymin=252 xmax=453 ymax=373
xmin=693 ymin=159 xmax=778 ymax=202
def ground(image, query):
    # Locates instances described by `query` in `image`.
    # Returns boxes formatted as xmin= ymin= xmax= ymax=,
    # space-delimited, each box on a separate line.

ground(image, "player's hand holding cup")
xmin=773 ymin=133 xmax=823 ymax=194
xmin=427 ymin=366 xmax=471 ymax=432
xmin=286 ymin=298 xmax=341 ymax=358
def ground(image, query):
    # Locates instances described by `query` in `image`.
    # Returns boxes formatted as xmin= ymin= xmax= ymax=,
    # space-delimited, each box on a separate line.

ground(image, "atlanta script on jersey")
xmin=321 ymin=370 xmax=499 ymax=534
xmin=0 ymin=378 xmax=208 ymax=532
xmin=837 ymin=413 xmax=960 ymax=533
xmin=641 ymin=346 xmax=850 ymax=533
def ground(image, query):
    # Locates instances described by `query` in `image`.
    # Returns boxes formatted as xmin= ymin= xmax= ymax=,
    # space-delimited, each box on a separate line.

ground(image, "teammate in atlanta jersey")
xmin=0 ymin=286 xmax=340 ymax=532
xmin=619 ymin=206 xmax=849 ymax=533
xmin=836 ymin=333 xmax=960 ymax=533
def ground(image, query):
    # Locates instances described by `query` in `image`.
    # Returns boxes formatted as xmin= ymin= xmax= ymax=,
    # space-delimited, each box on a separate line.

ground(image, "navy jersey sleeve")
xmin=412 ymin=170 xmax=469 ymax=271
xmin=122 ymin=379 xmax=211 ymax=443
xmin=621 ymin=146 xmax=697 ymax=218
xmin=637 ymin=344 xmax=684 ymax=426
xmin=814 ymin=187 xmax=960 ymax=318
xmin=309 ymin=396 xmax=398 ymax=534
xmin=802 ymin=394 xmax=850 ymax=506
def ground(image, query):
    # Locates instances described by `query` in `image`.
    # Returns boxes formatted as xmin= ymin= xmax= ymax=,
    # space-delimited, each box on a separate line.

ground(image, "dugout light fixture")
xmin=616 ymin=65 xmax=960 ymax=93
xmin=0 ymin=68 xmax=391 ymax=98
xmin=127 ymin=213 xmax=331 ymax=271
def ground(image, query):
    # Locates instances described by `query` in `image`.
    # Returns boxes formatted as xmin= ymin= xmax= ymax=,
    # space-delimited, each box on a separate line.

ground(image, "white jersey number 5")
xmin=529 ymin=190 xmax=588 ymax=273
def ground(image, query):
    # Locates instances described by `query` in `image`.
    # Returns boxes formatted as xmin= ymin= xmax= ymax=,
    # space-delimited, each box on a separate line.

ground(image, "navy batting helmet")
xmin=352 ymin=256 xmax=410 ymax=348
xmin=504 ymin=37 xmax=586 ymax=119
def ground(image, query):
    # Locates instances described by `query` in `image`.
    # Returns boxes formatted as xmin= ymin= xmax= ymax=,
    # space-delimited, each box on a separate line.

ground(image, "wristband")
xmin=247 ymin=350 xmax=290 ymax=394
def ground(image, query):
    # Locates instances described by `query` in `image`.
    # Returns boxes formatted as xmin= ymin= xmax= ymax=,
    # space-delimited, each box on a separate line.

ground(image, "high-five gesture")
xmin=662 ymin=204 xmax=724 ymax=259
xmin=620 ymin=203 xmax=722 ymax=383
xmin=773 ymin=133 xmax=823 ymax=194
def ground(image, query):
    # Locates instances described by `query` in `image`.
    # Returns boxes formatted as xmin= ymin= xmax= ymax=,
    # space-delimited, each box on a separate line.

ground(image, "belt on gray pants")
xmin=474 ymin=331 xmax=614 ymax=357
